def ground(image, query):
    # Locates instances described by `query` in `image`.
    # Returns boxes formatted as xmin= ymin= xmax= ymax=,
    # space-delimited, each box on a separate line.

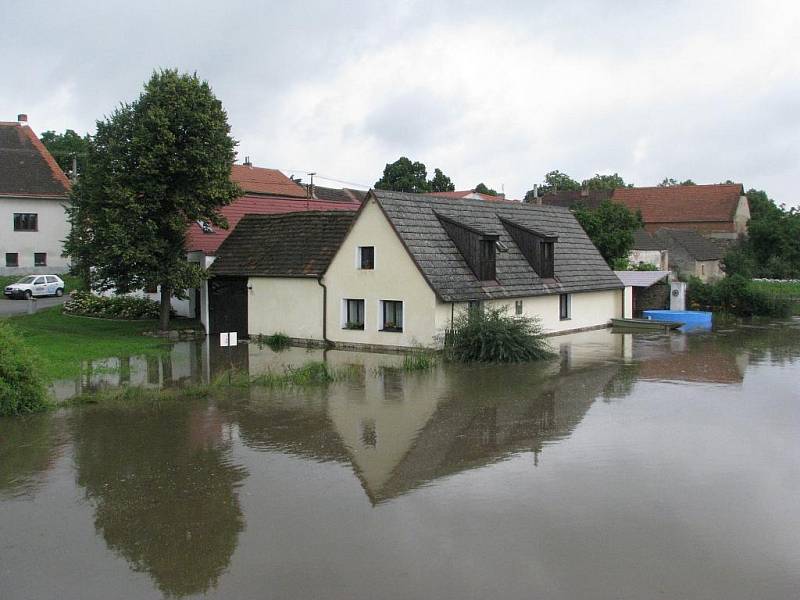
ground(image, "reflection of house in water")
xmin=632 ymin=334 xmax=746 ymax=385
xmin=234 ymin=354 xmax=623 ymax=505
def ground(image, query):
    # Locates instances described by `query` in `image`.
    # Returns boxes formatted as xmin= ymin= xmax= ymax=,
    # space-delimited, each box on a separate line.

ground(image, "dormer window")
xmin=500 ymin=218 xmax=557 ymax=279
xmin=436 ymin=212 xmax=498 ymax=282
xmin=359 ymin=246 xmax=375 ymax=269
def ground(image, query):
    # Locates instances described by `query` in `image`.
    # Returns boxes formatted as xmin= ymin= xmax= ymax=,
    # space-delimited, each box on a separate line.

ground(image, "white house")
xmin=0 ymin=114 xmax=71 ymax=275
xmin=210 ymin=190 xmax=630 ymax=349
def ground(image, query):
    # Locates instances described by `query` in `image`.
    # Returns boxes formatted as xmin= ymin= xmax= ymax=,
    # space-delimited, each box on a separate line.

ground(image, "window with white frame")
xmin=515 ymin=300 xmax=523 ymax=316
xmin=358 ymin=246 xmax=375 ymax=270
xmin=559 ymin=293 xmax=571 ymax=321
xmin=380 ymin=300 xmax=403 ymax=332
xmin=343 ymin=298 xmax=365 ymax=329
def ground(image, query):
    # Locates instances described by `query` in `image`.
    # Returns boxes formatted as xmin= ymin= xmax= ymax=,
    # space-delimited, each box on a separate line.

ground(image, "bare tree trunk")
xmin=159 ymin=283 xmax=172 ymax=332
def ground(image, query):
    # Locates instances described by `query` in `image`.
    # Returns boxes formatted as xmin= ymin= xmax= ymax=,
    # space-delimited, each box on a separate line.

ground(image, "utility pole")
xmin=307 ymin=172 xmax=316 ymax=209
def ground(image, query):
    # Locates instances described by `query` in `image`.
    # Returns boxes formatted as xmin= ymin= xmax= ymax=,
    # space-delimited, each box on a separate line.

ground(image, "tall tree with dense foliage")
xmin=428 ymin=168 xmax=455 ymax=192
xmin=573 ymin=200 xmax=643 ymax=265
xmin=375 ymin=157 xmax=456 ymax=193
xmin=40 ymin=129 xmax=91 ymax=178
xmin=658 ymin=177 xmax=696 ymax=187
xmin=584 ymin=172 xmax=629 ymax=192
xmin=65 ymin=69 xmax=241 ymax=331
xmin=725 ymin=189 xmax=800 ymax=279
xmin=474 ymin=182 xmax=498 ymax=196
xmin=536 ymin=170 xmax=580 ymax=195
xmin=375 ymin=157 xmax=430 ymax=192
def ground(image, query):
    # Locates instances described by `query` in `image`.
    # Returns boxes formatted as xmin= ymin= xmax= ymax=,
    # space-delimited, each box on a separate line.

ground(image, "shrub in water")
xmin=0 ymin=322 xmax=49 ymax=416
xmin=444 ymin=306 xmax=553 ymax=363
xmin=254 ymin=332 xmax=291 ymax=351
xmin=688 ymin=275 xmax=791 ymax=317
xmin=64 ymin=291 xmax=171 ymax=320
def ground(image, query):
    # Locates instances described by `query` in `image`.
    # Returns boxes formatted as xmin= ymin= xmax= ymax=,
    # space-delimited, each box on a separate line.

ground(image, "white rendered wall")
xmin=0 ymin=196 xmax=70 ymax=275
xmin=323 ymin=197 xmax=439 ymax=348
xmin=248 ymin=277 xmax=324 ymax=340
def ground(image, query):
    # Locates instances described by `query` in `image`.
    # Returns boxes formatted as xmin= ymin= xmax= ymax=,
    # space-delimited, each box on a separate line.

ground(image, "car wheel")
xmin=24 ymin=290 xmax=32 ymax=300
xmin=55 ymin=288 xmax=64 ymax=297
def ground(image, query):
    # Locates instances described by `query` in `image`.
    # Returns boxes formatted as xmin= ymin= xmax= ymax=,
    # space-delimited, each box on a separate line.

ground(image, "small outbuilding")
xmin=654 ymin=228 xmax=725 ymax=282
xmin=614 ymin=270 xmax=670 ymax=316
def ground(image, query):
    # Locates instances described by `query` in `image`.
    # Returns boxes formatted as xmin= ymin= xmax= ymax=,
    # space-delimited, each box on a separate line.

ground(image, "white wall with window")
xmin=324 ymin=198 xmax=438 ymax=348
xmin=0 ymin=197 xmax=70 ymax=275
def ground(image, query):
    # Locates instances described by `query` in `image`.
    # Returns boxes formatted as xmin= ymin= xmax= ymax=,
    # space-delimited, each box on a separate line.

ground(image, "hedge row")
xmin=63 ymin=291 xmax=170 ymax=320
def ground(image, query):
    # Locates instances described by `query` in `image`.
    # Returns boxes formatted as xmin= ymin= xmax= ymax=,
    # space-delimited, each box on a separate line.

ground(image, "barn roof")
xmin=211 ymin=211 xmax=357 ymax=277
xmin=612 ymin=184 xmax=744 ymax=224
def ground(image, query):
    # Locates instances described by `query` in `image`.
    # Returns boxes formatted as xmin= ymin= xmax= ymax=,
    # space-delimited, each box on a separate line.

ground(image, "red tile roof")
xmin=0 ymin=121 xmax=71 ymax=197
xmin=429 ymin=190 xmax=514 ymax=203
xmin=230 ymin=165 xmax=307 ymax=197
xmin=611 ymin=184 xmax=744 ymax=224
xmin=187 ymin=194 xmax=359 ymax=254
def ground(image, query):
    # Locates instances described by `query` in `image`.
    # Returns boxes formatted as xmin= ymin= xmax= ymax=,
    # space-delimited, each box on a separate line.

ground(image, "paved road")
xmin=0 ymin=296 xmax=67 ymax=317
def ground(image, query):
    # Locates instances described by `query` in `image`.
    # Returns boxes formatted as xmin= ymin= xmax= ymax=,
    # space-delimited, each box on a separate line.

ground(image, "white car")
xmin=3 ymin=275 xmax=65 ymax=300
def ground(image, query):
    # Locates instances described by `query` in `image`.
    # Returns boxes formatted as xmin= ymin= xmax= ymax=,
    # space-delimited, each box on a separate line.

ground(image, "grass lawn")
xmin=0 ymin=273 xmax=85 ymax=293
xmin=751 ymin=280 xmax=800 ymax=315
xmin=5 ymin=307 xmax=199 ymax=381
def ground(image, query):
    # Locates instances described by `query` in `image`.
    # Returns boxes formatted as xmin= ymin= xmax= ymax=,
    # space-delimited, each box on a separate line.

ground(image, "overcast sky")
xmin=3 ymin=0 xmax=798 ymax=205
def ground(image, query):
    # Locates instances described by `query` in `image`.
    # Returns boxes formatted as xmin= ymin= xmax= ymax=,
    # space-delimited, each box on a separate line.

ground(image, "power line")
xmin=279 ymin=168 xmax=371 ymax=190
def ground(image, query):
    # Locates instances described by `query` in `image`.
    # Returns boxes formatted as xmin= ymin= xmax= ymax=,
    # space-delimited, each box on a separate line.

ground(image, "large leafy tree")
xmin=474 ymin=182 xmax=498 ymax=196
xmin=40 ymin=129 xmax=91 ymax=178
xmin=374 ymin=157 xmax=455 ymax=193
xmin=724 ymin=189 xmax=800 ymax=278
xmin=65 ymin=69 xmax=241 ymax=331
xmin=375 ymin=157 xmax=430 ymax=192
xmin=573 ymin=200 xmax=643 ymax=265
xmin=429 ymin=168 xmax=455 ymax=192
xmin=584 ymin=172 xmax=629 ymax=192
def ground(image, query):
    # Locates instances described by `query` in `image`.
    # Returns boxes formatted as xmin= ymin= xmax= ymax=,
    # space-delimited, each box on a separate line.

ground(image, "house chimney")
xmin=17 ymin=114 xmax=28 ymax=126
xmin=243 ymin=156 xmax=252 ymax=168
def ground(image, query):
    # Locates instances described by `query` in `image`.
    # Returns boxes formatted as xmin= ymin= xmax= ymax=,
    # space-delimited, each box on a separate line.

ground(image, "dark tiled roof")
xmin=211 ymin=211 xmax=357 ymax=277
xmin=632 ymin=229 xmax=665 ymax=251
xmin=0 ymin=122 xmax=71 ymax=197
xmin=612 ymin=184 xmax=744 ymax=224
xmin=372 ymin=190 xmax=623 ymax=302
xmin=538 ymin=189 xmax=611 ymax=209
xmin=654 ymin=228 xmax=724 ymax=261
xmin=312 ymin=186 xmax=366 ymax=203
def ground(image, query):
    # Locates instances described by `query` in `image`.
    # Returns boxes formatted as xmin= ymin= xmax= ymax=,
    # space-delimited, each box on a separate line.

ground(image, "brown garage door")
xmin=208 ymin=277 xmax=248 ymax=338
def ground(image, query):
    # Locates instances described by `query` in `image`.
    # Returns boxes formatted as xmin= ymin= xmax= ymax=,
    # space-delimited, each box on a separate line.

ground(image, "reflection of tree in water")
xmin=0 ymin=413 xmax=65 ymax=499
xmin=71 ymin=401 xmax=247 ymax=598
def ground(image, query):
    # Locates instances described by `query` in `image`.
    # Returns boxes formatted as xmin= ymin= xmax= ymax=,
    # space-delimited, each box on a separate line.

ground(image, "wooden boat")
xmin=610 ymin=318 xmax=684 ymax=331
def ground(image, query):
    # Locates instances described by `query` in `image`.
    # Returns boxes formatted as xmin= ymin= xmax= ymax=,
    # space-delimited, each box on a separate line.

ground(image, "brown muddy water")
xmin=2 ymin=321 xmax=800 ymax=600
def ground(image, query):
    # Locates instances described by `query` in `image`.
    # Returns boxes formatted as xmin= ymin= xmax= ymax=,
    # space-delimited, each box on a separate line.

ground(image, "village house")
xmin=210 ymin=190 xmax=630 ymax=348
xmin=612 ymin=184 xmax=750 ymax=240
xmin=538 ymin=183 xmax=750 ymax=241
xmin=0 ymin=114 xmax=71 ymax=275
xmin=653 ymin=228 xmax=725 ymax=282
xmin=140 ymin=162 xmax=360 ymax=329
xmin=630 ymin=229 xmax=669 ymax=270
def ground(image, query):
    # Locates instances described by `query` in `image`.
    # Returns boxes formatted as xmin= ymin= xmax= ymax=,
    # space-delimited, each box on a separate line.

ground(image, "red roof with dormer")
xmin=186 ymin=165 xmax=360 ymax=254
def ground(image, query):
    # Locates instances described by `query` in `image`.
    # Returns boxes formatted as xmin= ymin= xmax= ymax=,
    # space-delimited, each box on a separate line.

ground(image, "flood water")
xmin=2 ymin=320 xmax=800 ymax=600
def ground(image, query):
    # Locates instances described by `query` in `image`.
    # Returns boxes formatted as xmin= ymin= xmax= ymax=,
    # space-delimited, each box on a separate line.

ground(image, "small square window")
xmin=13 ymin=213 xmax=38 ymax=231
xmin=381 ymin=300 xmax=403 ymax=332
xmin=515 ymin=300 xmax=523 ymax=316
xmin=34 ymin=252 xmax=47 ymax=267
xmin=5 ymin=253 xmax=19 ymax=267
xmin=559 ymin=294 xmax=571 ymax=321
xmin=344 ymin=299 xmax=364 ymax=329
xmin=359 ymin=246 xmax=375 ymax=270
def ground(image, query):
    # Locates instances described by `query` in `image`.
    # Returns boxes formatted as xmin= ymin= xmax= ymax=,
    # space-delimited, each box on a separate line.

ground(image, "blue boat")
xmin=642 ymin=309 xmax=713 ymax=331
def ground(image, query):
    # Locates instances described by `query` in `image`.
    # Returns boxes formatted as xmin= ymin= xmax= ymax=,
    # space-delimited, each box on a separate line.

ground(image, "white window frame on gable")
xmin=342 ymin=298 xmax=365 ymax=330
xmin=356 ymin=246 xmax=375 ymax=270
xmin=378 ymin=299 xmax=404 ymax=333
